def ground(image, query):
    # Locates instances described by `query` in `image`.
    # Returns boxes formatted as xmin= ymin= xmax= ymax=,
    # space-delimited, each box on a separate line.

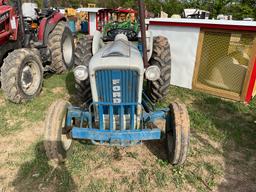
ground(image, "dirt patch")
xmin=51 ymin=87 xmax=65 ymax=94
xmin=0 ymin=122 xmax=43 ymax=191
xmin=0 ymin=97 xmax=5 ymax=106
xmin=217 ymin=147 xmax=256 ymax=192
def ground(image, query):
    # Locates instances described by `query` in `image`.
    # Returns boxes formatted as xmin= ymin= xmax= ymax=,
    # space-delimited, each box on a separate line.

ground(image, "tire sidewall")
xmin=57 ymin=102 xmax=73 ymax=159
xmin=166 ymin=111 xmax=177 ymax=164
xmin=61 ymin=26 xmax=75 ymax=69
xmin=166 ymin=102 xmax=190 ymax=165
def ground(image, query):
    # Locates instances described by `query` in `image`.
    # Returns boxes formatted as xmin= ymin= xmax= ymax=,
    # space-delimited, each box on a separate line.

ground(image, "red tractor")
xmin=0 ymin=0 xmax=74 ymax=103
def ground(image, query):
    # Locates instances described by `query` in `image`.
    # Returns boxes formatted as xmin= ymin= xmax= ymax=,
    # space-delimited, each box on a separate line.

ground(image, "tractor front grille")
xmin=95 ymin=69 xmax=140 ymax=130
xmin=95 ymin=69 xmax=139 ymax=104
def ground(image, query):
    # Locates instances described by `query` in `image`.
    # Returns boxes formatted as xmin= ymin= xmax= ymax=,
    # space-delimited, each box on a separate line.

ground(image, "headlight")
xmin=145 ymin=66 xmax=160 ymax=81
xmin=73 ymin=65 xmax=88 ymax=81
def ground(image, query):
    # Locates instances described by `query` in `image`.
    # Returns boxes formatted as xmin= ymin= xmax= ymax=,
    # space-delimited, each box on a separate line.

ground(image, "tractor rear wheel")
xmin=48 ymin=21 xmax=74 ymax=73
xmin=44 ymin=100 xmax=73 ymax=164
xmin=147 ymin=36 xmax=171 ymax=103
xmin=166 ymin=102 xmax=190 ymax=165
xmin=1 ymin=48 xmax=43 ymax=103
xmin=74 ymin=35 xmax=93 ymax=104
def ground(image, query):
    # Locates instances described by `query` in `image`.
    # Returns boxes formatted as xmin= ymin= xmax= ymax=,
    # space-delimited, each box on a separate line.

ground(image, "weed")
xmin=85 ymin=179 xmax=106 ymax=192
xmin=138 ymin=168 xmax=149 ymax=188
xmin=172 ymin=166 xmax=186 ymax=187
xmin=112 ymin=147 xmax=122 ymax=161
xmin=156 ymin=159 xmax=169 ymax=167
xmin=155 ymin=170 xmax=168 ymax=187
xmin=126 ymin=151 xmax=138 ymax=159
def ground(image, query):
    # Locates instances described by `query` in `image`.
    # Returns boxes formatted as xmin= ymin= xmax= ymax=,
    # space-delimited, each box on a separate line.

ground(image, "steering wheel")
xmin=107 ymin=28 xmax=137 ymax=41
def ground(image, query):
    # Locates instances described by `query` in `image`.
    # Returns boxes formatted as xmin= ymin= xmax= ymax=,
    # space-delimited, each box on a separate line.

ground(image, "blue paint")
xmin=109 ymin=105 xmax=113 ymax=130
xmin=143 ymin=109 xmax=168 ymax=123
xmin=119 ymin=105 xmax=124 ymax=130
xmin=80 ymin=21 xmax=88 ymax=33
xmin=71 ymin=128 xmax=161 ymax=141
xmin=130 ymin=105 xmax=135 ymax=130
xmin=95 ymin=70 xmax=138 ymax=106
xmin=99 ymin=105 xmax=104 ymax=130
xmin=68 ymin=20 xmax=76 ymax=33
xmin=66 ymin=98 xmax=169 ymax=146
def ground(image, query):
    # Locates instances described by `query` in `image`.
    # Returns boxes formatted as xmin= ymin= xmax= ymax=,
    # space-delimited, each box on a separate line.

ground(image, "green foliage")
xmin=42 ymin=0 xmax=255 ymax=20
xmin=96 ymin=0 xmax=255 ymax=20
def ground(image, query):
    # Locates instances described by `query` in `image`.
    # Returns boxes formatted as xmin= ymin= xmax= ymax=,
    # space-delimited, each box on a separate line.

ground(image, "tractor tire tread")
xmin=147 ymin=36 xmax=171 ymax=103
xmin=48 ymin=21 xmax=72 ymax=74
xmin=74 ymin=35 xmax=93 ymax=104
xmin=167 ymin=102 xmax=190 ymax=165
xmin=44 ymin=100 xmax=72 ymax=165
xmin=1 ymin=48 xmax=43 ymax=103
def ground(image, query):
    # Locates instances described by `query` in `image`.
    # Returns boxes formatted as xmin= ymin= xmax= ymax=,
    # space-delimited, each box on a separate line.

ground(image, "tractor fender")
xmin=38 ymin=12 xmax=66 ymax=45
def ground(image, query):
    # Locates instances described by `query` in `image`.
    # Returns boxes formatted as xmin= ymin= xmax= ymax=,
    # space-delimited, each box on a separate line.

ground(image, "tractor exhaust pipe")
xmin=138 ymin=0 xmax=149 ymax=68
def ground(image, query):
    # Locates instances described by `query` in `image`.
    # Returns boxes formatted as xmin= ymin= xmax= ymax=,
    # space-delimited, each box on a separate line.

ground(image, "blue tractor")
xmin=44 ymin=1 xmax=190 ymax=166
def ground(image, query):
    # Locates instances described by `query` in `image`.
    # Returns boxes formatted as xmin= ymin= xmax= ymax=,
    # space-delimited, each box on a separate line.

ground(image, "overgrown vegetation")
xmin=0 ymin=73 xmax=255 ymax=191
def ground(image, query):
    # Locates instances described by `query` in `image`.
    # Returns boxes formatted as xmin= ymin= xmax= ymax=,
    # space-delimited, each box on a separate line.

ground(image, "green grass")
xmin=0 ymin=73 xmax=256 ymax=191
xmin=0 ymin=72 xmax=73 ymax=136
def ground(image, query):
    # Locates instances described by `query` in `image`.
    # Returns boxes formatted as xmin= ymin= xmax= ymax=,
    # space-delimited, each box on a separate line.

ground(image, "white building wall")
xmin=148 ymin=25 xmax=200 ymax=89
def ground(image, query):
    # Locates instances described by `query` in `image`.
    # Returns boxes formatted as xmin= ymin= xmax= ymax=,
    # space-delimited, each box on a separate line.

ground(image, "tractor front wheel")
xmin=44 ymin=100 xmax=73 ymax=164
xmin=1 ymin=48 xmax=43 ymax=103
xmin=48 ymin=21 xmax=75 ymax=73
xmin=166 ymin=102 xmax=190 ymax=165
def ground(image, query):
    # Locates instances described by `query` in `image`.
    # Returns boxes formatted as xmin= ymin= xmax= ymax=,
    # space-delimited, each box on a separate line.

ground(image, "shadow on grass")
xmin=192 ymin=96 xmax=256 ymax=192
xmin=65 ymin=71 xmax=81 ymax=106
xmin=12 ymin=142 xmax=77 ymax=192
xmin=144 ymin=137 xmax=168 ymax=162
xmin=65 ymin=71 xmax=76 ymax=96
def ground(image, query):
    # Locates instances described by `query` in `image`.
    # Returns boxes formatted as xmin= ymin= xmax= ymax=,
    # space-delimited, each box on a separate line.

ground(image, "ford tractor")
xmin=44 ymin=1 xmax=190 ymax=166
xmin=0 ymin=0 xmax=74 ymax=103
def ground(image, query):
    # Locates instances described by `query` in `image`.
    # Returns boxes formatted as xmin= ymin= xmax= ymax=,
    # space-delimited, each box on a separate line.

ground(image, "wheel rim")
xmin=61 ymin=114 xmax=72 ymax=151
xmin=62 ymin=34 xmax=73 ymax=66
xmin=21 ymin=61 xmax=41 ymax=96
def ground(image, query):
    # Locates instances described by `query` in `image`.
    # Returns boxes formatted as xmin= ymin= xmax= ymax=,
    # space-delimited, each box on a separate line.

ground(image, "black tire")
xmin=166 ymin=102 xmax=190 ymax=165
xmin=1 ymin=48 xmax=43 ymax=103
xmin=44 ymin=99 xmax=73 ymax=164
xmin=74 ymin=35 xmax=93 ymax=104
xmin=147 ymin=36 xmax=171 ymax=103
xmin=48 ymin=21 xmax=75 ymax=73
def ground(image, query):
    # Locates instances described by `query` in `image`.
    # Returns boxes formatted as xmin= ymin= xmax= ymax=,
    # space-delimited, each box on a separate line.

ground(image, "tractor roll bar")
xmin=138 ymin=0 xmax=148 ymax=68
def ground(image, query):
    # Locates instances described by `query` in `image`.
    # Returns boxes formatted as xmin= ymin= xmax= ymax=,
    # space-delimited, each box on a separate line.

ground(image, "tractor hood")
xmin=89 ymin=37 xmax=144 ymax=75
xmin=89 ymin=36 xmax=145 ymax=104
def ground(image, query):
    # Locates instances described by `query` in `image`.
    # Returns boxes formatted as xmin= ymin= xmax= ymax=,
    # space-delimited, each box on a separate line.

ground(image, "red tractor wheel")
xmin=166 ymin=102 xmax=190 ymax=165
xmin=1 ymin=48 xmax=43 ymax=103
xmin=47 ymin=21 xmax=74 ymax=73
